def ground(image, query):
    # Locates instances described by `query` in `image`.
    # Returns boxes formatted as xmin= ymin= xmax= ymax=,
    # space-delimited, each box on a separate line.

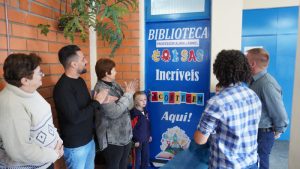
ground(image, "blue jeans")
xmin=134 ymin=142 xmax=149 ymax=169
xmin=64 ymin=139 xmax=95 ymax=169
xmin=245 ymin=162 xmax=258 ymax=169
xmin=257 ymin=130 xmax=275 ymax=169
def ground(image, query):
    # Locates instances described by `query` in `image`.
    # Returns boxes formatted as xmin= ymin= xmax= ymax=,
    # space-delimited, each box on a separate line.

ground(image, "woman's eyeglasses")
xmin=38 ymin=71 xmax=45 ymax=77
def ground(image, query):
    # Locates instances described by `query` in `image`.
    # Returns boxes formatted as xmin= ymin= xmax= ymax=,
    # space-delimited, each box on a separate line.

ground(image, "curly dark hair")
xmin=213 ymin=50 xmax=252 ymax=88
xmin=95 ymin=58 xmax=116 ymax=80
xmin=3 ymin=53 xmax=41 ymax=87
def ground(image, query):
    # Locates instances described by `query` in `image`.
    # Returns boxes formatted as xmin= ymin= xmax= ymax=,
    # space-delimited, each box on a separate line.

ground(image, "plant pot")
xmin=57 ymin=14 xmax=81 ymax=32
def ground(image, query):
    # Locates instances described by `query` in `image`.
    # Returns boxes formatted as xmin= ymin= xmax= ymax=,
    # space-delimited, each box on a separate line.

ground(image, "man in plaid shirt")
xmin=194 ymin=50 xmax=262 ymax=169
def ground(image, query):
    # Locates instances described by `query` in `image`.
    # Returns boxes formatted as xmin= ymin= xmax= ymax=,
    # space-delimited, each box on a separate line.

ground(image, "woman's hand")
xmin=124 ymin=80 xmax=138 ymax=94
xmin=54 ymin=139 xmax=64 ymax=159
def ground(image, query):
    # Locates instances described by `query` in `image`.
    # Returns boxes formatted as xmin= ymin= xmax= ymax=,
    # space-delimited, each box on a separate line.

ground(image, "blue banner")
xmin=145 ymin=20 xmax=211 ymax=161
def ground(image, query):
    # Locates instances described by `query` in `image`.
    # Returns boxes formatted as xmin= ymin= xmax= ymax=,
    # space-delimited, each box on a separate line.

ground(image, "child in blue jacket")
xmin=130 ymin=91 xmax=152 ymax=169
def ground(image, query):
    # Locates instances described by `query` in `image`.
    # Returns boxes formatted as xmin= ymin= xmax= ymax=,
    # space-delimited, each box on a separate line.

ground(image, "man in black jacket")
xmin=53 ymin=45 xmax=108 ymax=169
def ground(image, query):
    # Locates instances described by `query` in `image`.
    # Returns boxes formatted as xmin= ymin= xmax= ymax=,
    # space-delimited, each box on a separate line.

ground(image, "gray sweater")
xmin=250 ymin=70 xmax=289 ymax=133
xmin=94 ymin=80 xmax=133 ymax=150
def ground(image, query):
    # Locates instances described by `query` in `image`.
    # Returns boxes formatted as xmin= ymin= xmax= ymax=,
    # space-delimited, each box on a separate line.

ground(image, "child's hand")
xmin=134 ymin=142 xmax=140 ymax=147
xmin=149 ymin=136 xmax=152 ymax=142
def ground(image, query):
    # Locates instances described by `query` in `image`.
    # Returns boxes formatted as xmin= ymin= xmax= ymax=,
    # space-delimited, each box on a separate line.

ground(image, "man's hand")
xmin=94 ymin=89 xmax=109 ymax=104
xmin=102 ymin=95 xmax=118 ymax=104
xmin=194 ymin=130 xmax=209 ymax=145
xmin=54 ymin=139 xmax=64 ymax=159
xmin=274 ymin=132 xmax=282 ymax=139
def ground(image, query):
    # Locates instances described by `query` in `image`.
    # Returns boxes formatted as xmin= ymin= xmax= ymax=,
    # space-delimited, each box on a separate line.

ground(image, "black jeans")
xmin=103 ymin=143 xmax=132 ymax=169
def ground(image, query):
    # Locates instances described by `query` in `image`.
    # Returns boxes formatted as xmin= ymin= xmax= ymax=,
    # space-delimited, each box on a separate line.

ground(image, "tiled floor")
xmin=270 ymin=140 xmax=289 ymax=169
xmin=95 ymin=140 xmax=289 ymax=169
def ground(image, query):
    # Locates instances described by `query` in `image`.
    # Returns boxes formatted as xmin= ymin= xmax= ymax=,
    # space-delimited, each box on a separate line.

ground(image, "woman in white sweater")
xmin=0 ymin=53 xmax=63 ymax=169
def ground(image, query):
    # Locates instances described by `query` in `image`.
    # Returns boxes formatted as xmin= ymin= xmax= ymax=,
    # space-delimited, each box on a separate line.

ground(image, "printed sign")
xmin=145 ymin=20 xmax=211 ymax=161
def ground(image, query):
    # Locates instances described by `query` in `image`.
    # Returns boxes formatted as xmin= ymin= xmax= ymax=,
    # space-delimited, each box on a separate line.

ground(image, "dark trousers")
xmin=133 ymin=142 xmax=149 ymax=169
xmin=103 ymin=143 xmax=132 ymax=169
xmin=257 ymin=130 xmax=275 ymax=169
xmin=46 ymin=163 xmax=54 ymax=169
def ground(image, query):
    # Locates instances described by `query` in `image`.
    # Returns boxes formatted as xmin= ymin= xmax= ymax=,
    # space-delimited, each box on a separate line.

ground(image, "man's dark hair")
xmin=58 ymin=45 xmax=81 ymax=68
xmin=213 ymin=49 xmax=252 ymax=88
xmin=95 ymin=58 xmax=116 ymax=80
xmin=3 ymin=53 xmax=41 ymax=87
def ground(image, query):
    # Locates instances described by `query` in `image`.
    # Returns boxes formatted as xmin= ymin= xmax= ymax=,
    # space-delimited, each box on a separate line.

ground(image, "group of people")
xmin=194 ymin=48 xmax=289 ymax=169
xmin=0 ymin=45 xmax=151 ymax=169
xmin=0 ymin=45 xmax=289 ymax=169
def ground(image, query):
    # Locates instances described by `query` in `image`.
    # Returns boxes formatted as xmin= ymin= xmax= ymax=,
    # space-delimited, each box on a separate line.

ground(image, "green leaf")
xmin=37 ymin=24 xmax=50 ymax=36
xmin=38 ymin=0 xmax=138 ymax=57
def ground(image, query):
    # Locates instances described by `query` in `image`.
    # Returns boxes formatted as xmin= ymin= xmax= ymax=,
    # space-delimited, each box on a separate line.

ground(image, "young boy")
xmin=130 ymin=91 xmax=152 ymax=169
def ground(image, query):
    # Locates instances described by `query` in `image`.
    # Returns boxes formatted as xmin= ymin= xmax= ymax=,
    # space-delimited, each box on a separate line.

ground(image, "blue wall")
xmin=242 ymin=7 xmax=299 ymax=140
